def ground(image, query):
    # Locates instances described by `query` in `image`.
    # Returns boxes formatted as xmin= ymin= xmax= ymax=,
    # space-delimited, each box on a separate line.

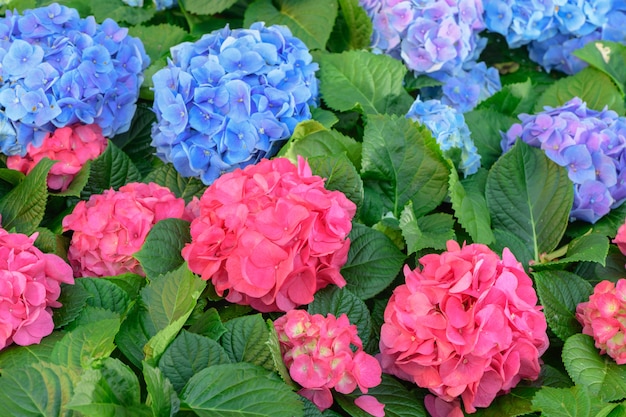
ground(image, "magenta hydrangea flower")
xmin=274 ymin=309 xmax=384 ymax=414
xmin=182 ymin=157 xmax=356 ymax=313
xmin=62 ymin=182 xmax=192 ymax=277
xmin=379 ymin=240 xmax=549 ymax=415
xmin=613 ymin=220 xmax=626 ymax=257
xmin=6 ymin=124 xmax=107 ymax=191
xmin=576 ymin=279 xmax=626 ymax=364
xmin=0 ymin=224 xmax=74 ymax=350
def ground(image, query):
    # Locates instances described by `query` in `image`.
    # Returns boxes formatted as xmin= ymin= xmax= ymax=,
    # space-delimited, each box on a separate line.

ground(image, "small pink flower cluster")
xmin=613 ymin=221 xmax=626 ymax=258
xmin=182 ymin=157 xmax=356 ymax=312
xmin=0 ymin=226 xmax=74 ymax=349
xmin=274 ymin=309 xmax=384 ymax=415
xmin=576 ymin=279 xmax=626 ymax=364
xmin=379 ymin=241 xmax=549 ymax=415
xmin=7 ymin=124 xmax=107 ymax=191
xmin=63 ymin=182 xmax=191 ymax=277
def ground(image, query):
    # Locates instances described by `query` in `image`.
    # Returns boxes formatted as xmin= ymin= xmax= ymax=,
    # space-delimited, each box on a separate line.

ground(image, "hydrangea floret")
xmin=6 ymin=124 xmax=107 ymax=191
xmin=576 ymin=279 xmax=626 ymax=364
xmin=0 ymin=3 xmax=150 ymax=156
xmin=502 ymin=97 xmax=626 ymax=223
xmin=182 ymin=157 xmax=356 ymax=313
xmin=379 ymin=240 xmax=549 ymax=415
xmin=274 ymin=309 xmax=384 ymax=415
xmin=151 ymin=22 xmax=319 ymax=185
xmin=0 ymin=222 xmax=74 ymax=350
xmin=406 ymin=97 xmax=481 ymax=176
xmin=62 ymin=182 xmax=192 ymax=277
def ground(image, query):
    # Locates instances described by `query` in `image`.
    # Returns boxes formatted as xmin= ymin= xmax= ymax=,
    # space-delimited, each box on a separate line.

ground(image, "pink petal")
xmin=354 ymin=395 xmax=385 ymax=417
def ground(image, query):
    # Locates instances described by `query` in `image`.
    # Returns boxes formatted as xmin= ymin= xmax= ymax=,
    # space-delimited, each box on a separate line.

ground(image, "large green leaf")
xmin=128 ymin=24 xmax=188 ymax=63
xmin=111 ymin=103 xmax=157 ymax=177
xmin=308 ymin=286 xmax=372 ymax=349
xmin=448 ymin=168 xmax=494 ymax=244
xmin=180 ymin=0 xmax=238 ymax=15
xmin=0 ymin=158 xmax=54 ymax=235
xmin=360 ymin=115 xmax=450 ymax=224
xmin=471 ymin=387 xmax=538 ymax=417
xmin=573 ymin=40 xmax=626 ymax=95
xmin=158 ymin=330 xmax=231 ymax=393
xmin=327 ymin=0 xmax=373 ymax=51
xmin=341 ymin=223 xmax=406 ymax=300
xmin=221 ymin=314 xmax=274 ymax=371
xmin=533 ymin=270 xmax=593 ymax=341
xmin=187 ymin=307 xmax=228 ymax=340
xmin=181 ymin=363 xmax=304 ymax=417
xmin=464 ymin=108 xmax=518 ymax=170
xmin=143 ymin=362 xmax=180 ymax=417
xmin=135 ymin=219 xmax=192 ymax=280
xmin=243 ymin=0 xmax=337 ymax=50
xmin=143 ymin=163 xmax=206 ymax=204
xmin=0 ymin=331 xmax=66 ymax=370
xmin=317 ymin=51 xmax=413 ymax=115
xmin=81 ymin=140 xmax=142 ymax=197
xmin=53 ymin=283 xmax=92 ymax=329
xmin=486 ymin=140 xmax=573 ymax=264
xmin=91 ymin=0 xmax=155 ymax=25
xmin=533 ymin=234 xmax=610 ymax=270
xmin=400 ymin=203 xmax=455 ymax=254
xmin=531 ymin=385 xmax=604 ymax=417
xmin=74 ymin=277 xmax=132 ymax=316
xmin=563 ymin=334 xmax=626 ymax=402
xmin=115 ymin=303 xmax=151 ymax=368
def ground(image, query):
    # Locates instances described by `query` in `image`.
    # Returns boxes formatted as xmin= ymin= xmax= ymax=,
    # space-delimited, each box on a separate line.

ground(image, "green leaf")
xmin=180 ymin=0 xmax=238 ymax=14
xmin=573 ymin=40 xmax=626 ymax=95
xmin=143 ymin=362 xmax=181 ymax=417
xmin=449 ymin=168 xmax=495 ymax=244
xmin=143 ymin=163 xmax=206 ymax=204
xmin=335 ymin=374 xmax=427 ymax=417
xmin=91 ymin=0 xmax=155 ymax=25
xmin=317 ymin=51 xmax=413 ymax=115
xmin=361 ymin=114 xmax=450 ymax=223
xmin=307 ymin=153 xmax=364 ymax=208
xmin=181 ymin=362 xmax=304 ymax=417
xmin=533 ymin=270 xmax=593 ymax=341
xmin=111 ymin=103 xmax=157 ymax=177
xmin=0 ymin=158 xmax=53 ymax=235
xmin=53 ymin=283 xmax=92 ymax=328
xmin=308 ymin=286 xmax=372 ymax=348
xmin=128 ymin=24 xmax=188 ymax=63
xmin=563 ymin=334 xmax=626 ymax=402
xmin=103 ymin=273 xmax=145 ymax=300
xmin=135 ymin=219 xmax=192 ymax=280
xmin=243 ymin=0 xmax=337 ymax=50
xmin=266 ymin=318 xmax=295 ymax=386
xmin=486 ymin=140 xmax=573 ymax=264
xmin=532 ymin=385 xmax=599 ymax=417
xmin=144 ymin=314 xmax=191 ymax=366
xmin=0 ymin=331 xmax=66 ymax=370
xmin=341 ymin=223 xmax=405 ymax=300
xmin=479 ymin=78 xmax=539 ymax=117
xmin=115 ymin=303 xmax=151 ymax=368
xmin=159 ymin=330 xmax=231 ymax=393
xmin=221 ymin=314 xmax=274 ymax=371
xmin=464 ymin=108 xmax=518 ymax=170
xmin=534 ymin=234 xmax=610 ymax=270
xmin=0 ymin=362 xmax=75 ymax=417
xmin=400 ymin=202 xmax=455 ymax=254
xmin=534 ymin=67 xmax=625 ymax=114
xmin=327 ymin=0 xmax=372 ymax=51
xmin=187 ymin=307 xmax=228 ymax=340
xmin=82 ymin=140 xmax=142 ymax=197
xmin=75 ymin=277 xmax=132 ymax=316
xmin=471 ymin=387 xmax=539 ymax=417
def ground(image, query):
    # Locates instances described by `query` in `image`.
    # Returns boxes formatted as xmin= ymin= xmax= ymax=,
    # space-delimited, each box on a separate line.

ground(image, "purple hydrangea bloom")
xmin=502 ymin=97 xmax=626 ymax=223
xmin=0 ymin=3 xmax=150 ymax=156
xmin=151 ymin=22 xmax=319 ymax=185
xmin=407 ymin=97 xmax=481 ymax=176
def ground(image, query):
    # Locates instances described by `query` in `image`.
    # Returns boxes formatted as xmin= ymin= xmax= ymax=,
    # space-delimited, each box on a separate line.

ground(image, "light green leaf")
xmin=144 ymin=314 xmax=191 ymax=366
xmin=143 ymin=362 xmax=180 ymax=417
xmin=534 ymin=234 xmax=610 ymax=270
xmin=448 ymin=168 xmax=494 ymax=244
xmin=82 ymin=140 xmax=142 ymax=197
xmin=361 ymin=114 xmax=450 ymax=224
xmin=533 ymin=270 xmax=593 ymax=342
xmin=479 ymin=78 xmax=539 ymax=117
xmin=135 ymin=218 xmax=192 ymax=280
xmin=471 ymin=387 xmax=539 ymax=417
xmin=180 ymin=0 xmax=238 ymax=14
xmin=341 ymin=223 xmax=405 ymax=300
xmin=534 ymin=67 xmax=625 ymax=114
xmin=563 ymin=334 xmax=626 ymax=402
xmin=91 ymin=0 xmax=155 ymax=25
xmin=400 ymin=202 xmax=455 ymax=254
xmin=128 ymin=24 xmax=189 ymax=63
xmin=181 ymin=363 xmax=304 ymax=417
xmin=317 ymin=51 xmax=413 ymax=115
xmin=0 ymin=332 xmax=66 ymax=370
xmin=308 ymin=286 xmax=372 ymax=348
xmin=307 ymin=153 xmax=363 ymax=208
xmin=573 ymin=40 xmax=626 ymax=95
xmin=243 ymin=0 xmax=338 ymax=50
xmin=532 ymin=385 xmax=599 ymax=417
xmin=102 ymin=273 xmax=145 ymax=300
xmin=486 ymin=140 xmax=573 ymax=264
xmin=464 ymin=108 xmax=518 ymax=170
xmin=143 ymin=163 xmax=206 ymax=204
xmin=221 ymin=314 xmax=274 ymax=371
xmin=0 ymin=158 xmax=53 ymax=235
xmin=159 ymin=330 xmax=231 ymax=393
xmin=266 ymin=319 xmax=295 ymax=386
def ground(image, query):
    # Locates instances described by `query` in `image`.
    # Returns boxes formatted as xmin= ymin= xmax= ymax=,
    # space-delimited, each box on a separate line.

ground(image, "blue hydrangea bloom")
xmin=151 ymin=22 xmax=319 ymax=185
xmin=121 ymin=0 xmax=177 ymax=10
xmin=502 ymin=97 xmax=626 ymax=223
xmin=0 ymin=4 xmax=150 ymax=155
xmin=407 ymin=97 xmax=481 ymax=176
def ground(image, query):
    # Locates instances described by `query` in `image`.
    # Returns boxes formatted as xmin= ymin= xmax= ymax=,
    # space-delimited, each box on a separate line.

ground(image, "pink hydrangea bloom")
xmin=0 ymin=225 xmax=74 ymax=350
xmin=613 ymin=222 xmax=626 ymax=257
xmin=576 ymin=279 xmax=626 ymax=364
xmin=6 ymin=124 xmax=107 ymax=191
xmin=379 ymin=241 xmax=549 ymax=414
xmin=274 ymin=310 xmax=383 ymax=413
xmin=182 ymin=157 xmax=356 ymax=312
xmin=62 ymin=182 xmax=190 ymax=277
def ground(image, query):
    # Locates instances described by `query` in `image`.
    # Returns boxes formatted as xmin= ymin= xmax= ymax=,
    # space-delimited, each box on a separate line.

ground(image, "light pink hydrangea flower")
xmin=379 ymin=241 xmax=549 ymax=415
xmin=576 ymin=279 xmax=626 ymax=364
xmin=7 ymin=124 xmax=107 ymax=191
xmin=613 ymin=222 xmax=626 ymax=257
xmin=0 ymin=225 xmax=74 ymax=350
xmin=274 ymin=310 xmax=384 ymax=414
xmin=182 ymin=157 xmax=356 ymax=312
xmin=63 ymin=182 xmax=191 ymax=277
